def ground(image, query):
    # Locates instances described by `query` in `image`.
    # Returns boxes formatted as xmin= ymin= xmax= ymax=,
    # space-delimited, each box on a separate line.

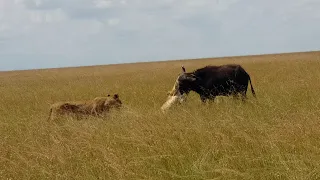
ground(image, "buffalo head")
xmin=161 ymin=65 xmax=197 ymax=112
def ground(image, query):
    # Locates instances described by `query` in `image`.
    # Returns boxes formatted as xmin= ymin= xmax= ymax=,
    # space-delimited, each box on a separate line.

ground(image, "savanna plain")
xmin=1 ymin=51 xmax=320 ymax=180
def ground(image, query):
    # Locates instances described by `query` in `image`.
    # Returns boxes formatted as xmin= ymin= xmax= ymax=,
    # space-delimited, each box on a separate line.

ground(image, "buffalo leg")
xmin=208 ymin=95 xmax=216 ymax=102
xmin=200 ymin=95 xmax=207 ymax=103
xmin=232 ymin=92 xmax=239 ymax=100
xmin=200 ymin=95 xmax=216 ymax=104
xmin=240 ymin=91 xmax=247 ymax=102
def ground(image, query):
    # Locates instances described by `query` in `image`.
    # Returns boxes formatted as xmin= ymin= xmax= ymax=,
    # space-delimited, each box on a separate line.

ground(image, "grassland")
xmin=1 ymin=51 xmax=320 ymax=179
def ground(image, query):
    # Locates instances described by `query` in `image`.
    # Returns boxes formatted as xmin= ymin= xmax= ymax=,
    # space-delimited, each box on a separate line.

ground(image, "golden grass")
xmin=1 ymin=51 xmax=320 ymax=179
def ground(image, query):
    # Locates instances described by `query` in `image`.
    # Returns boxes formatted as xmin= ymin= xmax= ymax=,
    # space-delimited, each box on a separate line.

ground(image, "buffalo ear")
xmin=181 ymin=65 xmax=186 ymax=73
xmin=187 ymin=74 xmax=197 ymax=81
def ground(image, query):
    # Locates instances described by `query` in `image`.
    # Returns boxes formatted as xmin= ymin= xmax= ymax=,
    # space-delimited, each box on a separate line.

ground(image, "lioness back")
xmin=48 ymin=93 xmax=122 ymax=121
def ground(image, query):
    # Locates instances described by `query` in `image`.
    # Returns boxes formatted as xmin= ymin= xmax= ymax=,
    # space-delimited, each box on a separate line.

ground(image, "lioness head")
xmin=104 ymin=94 xmax=122 ymax=110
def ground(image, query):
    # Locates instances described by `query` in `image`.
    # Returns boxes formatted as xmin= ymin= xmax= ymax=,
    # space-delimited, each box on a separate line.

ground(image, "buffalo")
xmin=161 ymin=64 xmax=256 ymax=111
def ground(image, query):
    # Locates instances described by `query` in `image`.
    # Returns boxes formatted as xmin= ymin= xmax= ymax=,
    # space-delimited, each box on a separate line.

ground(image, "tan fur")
xmin=167 ymin=76 xmax=180 ymax=96
xmin=162 ymin=73 xmax=188 ymax=112
xmin=48 ymin=94 xmax=122 ymax=121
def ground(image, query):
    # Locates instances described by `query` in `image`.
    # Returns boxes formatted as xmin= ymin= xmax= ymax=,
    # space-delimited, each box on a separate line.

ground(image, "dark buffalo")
xmin=161 ymin=64 xmax=256 ymax=111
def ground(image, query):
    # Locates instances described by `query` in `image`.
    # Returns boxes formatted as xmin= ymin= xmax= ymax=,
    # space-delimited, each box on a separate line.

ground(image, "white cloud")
xmin=94 ymin=0 xmax=112 ymax=8
xmin=0 ymin=0 xmax=320 ymax=71
xmin=107 ymin=18 xmax=120 ymax=26
xmin=0 ymin=24 xmax=9 ymax=32
xmin=29 ymin=8 xmax=67 ymax=23
xmin=34 ymin=0 xmax=43 ymax=7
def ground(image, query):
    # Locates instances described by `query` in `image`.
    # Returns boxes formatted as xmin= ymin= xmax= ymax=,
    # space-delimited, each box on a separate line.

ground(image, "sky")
xmin=0 ymin=0 xmax=319 ymax=71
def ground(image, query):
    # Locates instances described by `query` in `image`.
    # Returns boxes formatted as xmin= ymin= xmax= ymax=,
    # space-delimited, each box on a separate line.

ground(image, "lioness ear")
xmin=113 ymin=94 xmax=119 ymax=99
xmin=181 ymin=65 xmax=186 ymax=73
xmin=107 ymin=94 xmax=111 ymax=97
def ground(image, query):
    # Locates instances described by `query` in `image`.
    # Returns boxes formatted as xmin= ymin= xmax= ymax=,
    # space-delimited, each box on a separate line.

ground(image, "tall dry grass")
xmin=1 ymin=51 xmax=320 ymax=179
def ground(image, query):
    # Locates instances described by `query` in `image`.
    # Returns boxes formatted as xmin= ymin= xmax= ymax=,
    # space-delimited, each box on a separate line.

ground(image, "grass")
xmin=1 ymin=51 xmax=320 ymax=179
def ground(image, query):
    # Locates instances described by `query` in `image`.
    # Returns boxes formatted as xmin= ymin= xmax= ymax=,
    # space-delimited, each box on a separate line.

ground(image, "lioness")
xmin=48 ymin=94 xmax=122 ymax=121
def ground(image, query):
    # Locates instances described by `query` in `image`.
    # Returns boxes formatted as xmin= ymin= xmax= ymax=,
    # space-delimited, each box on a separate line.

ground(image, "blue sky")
xmin=0 ymin=0 xmax=319 ymax=71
